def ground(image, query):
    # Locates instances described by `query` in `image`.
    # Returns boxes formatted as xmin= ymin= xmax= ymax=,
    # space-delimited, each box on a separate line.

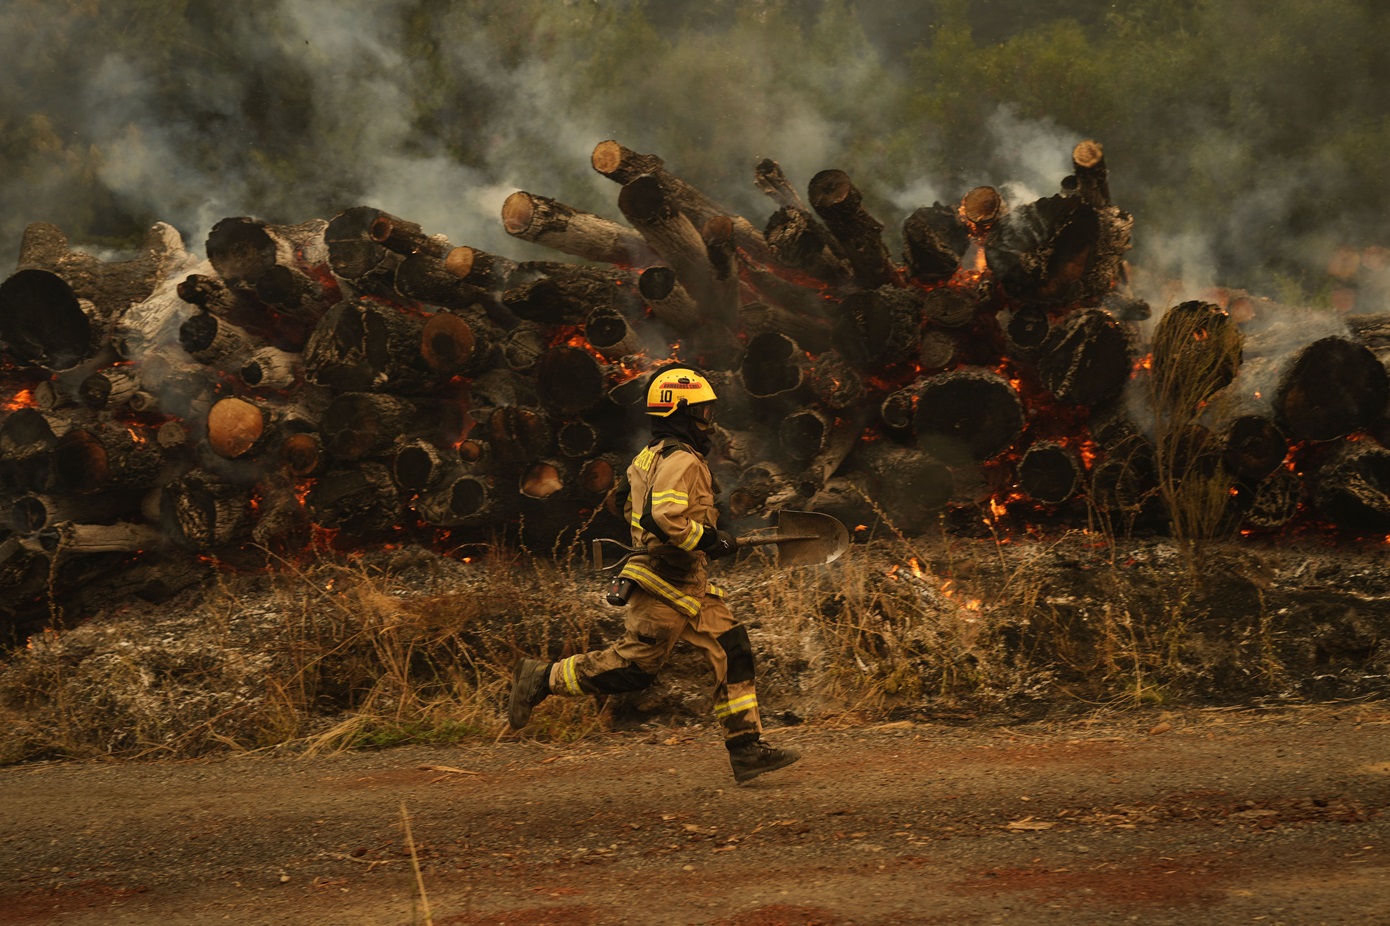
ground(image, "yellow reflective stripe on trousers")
xmin=619 ymin=563 xmax=702 ymax=617
xmin=714 ymin=693 xmax=758 ymax=718
xmin=677 ymin=521 xmax=704 ymax=551
xmin=559 ymin=654 xmax=583 ymax=695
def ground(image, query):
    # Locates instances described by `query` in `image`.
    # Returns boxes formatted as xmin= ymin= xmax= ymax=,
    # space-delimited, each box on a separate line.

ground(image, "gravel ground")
xmin=1 ymin=701 xmax=1387 ymax=925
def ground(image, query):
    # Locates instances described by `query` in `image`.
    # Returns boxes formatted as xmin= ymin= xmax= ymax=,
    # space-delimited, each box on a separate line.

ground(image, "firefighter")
xmin=508 ymin=364 xmax=801 ymax=784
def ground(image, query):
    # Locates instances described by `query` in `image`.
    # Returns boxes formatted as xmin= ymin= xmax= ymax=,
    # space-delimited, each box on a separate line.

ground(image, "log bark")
xmin=764 ymin=206 xmax=852 ymax=287
xmin=1018 ymin=441 xmax=1083 ymax=504
xmin=413 ymin=472 xmax=510 ymax=528
xmin=503 ymin=191 xmax=659 ymax=267
xmin=52 ymin=422 xmax=165 ymax=493
xmin=503 ymin=269 xmax=641 ymax=327
xmin=1236 ymin=469 xmax=1302 ymax=530
xmin=989 ymin=194 xmax=1132 ymax=308
xmin=753 ymin=158 xmax=810 ymax=213
xmin=833 ymin=286 xmax=923 ymax=368
xmin=1274 ymin=336 xmax=1388 ymax=441
xmin=9 ymin=491 xmax=141 ymax=533
xmin=303 ymin=299 xmax=437 ymax=394
xmin=392 ymin=438 xmax=457 ymax=492
xmin=18 ymin=221 xmax=188 ymax=320
xmin=240 ymin=347 xmax=303 ymax=390
xmin=306 ymin=463 xmax=400 ymax=536
xmin=161 ymin=471 xmax=253 ymax=551
xmin=914 ymin=369 xmax=1025 ymax=464
xmin=320 ymin=393 xmax=434 ymax=461
xmin=637 ymin=266 xmax=702 ymax=332
xmin=1037 ymin=308 xmax=1133 ymax=407
xmin=444 ymin=246 xmax=518 ymax=292
xmin=79 ymin=365 xmax=141 ymax=411
xmin=206 ymin=217 xmax=332 ymax=322
xmin=808 ymin=169 xmax=901 ymax=289
xmin=1313 ymin=440 xmax=1390 ymax=530
xmin=179 ymin=311 xmax=257 ymax=367
xmin=902 ymin=204 xmax=969 ymax=284
xmin=419 ymin=308 xmax=499 ymax=377
xmin=739 ymin=301 xmax=832 ymax=354
xmin=368 ymin=212 xmax=451 ymax=260
xmin=592 ymin=139 xmax=772 ymax=263
xmin=394 ymin=251 xmax=499 ymax=316
xmin=618 ymin=174 xmax=734 ymax=328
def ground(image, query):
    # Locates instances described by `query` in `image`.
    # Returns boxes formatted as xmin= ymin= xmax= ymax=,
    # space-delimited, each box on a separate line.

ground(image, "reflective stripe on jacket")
xmin=617 ymin=438 xmax=723 ymax=616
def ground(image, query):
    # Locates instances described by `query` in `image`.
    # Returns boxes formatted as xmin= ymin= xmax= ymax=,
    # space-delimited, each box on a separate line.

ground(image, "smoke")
xmin=0 ymin=0 xmax=1379 ymax=316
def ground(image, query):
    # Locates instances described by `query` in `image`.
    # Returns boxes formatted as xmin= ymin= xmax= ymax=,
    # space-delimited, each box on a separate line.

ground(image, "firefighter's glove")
xmin=703 ymin=529 xmax=738 ymax=560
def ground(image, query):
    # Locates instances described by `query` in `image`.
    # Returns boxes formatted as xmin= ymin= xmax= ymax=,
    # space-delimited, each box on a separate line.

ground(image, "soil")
xmin=2 ymin=702 xmax=1387 ymax=926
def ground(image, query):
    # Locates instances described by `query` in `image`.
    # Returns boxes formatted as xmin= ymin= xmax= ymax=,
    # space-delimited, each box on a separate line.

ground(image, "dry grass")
xmin=0 ymin=521 xmax=1384 ymax=763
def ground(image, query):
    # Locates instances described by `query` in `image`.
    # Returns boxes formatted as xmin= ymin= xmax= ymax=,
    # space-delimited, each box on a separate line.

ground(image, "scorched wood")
xmin=618 ymin=174 xmax=736 ymax=328
xmin=592 ymin=139 xmax=773 ymax=264
xmin=9 ymin=491 xmax=142 ymax=533
xmin=1313 ymin=440 xmax=1390 ymax=530
xmin=637 ymin=266 xmax=702 ymax=332
xmin=52 ymin=422 xmax=165 ymax=493
xmin=901 ymin=204 xmax=969 ymax=284
xmin=0 ymin=269 xmax=106 ymax=371
xmin=445 ymin=246 xmax=519 ymax=293
xmin=914 ymin=369 xmax=1025 ymax=464
xmin=161 ymin=471 xmax=252 ymax=550
xmin=179 ymin=311 xmax=258 ymax=367
xmin=833 ymin=286 xmax=923 ymax=368
xmin=413 ymin=472 xmax=509 ymax=528
xmin=319 ymin=392 xmax=436 ymax=461
xmin=205 ymin=216 xmax=332 ymax=323
xmin=419 ymin=308 xmax=499 ymax=378
xmin=1037 ymin=308 xmax=1133 ymax=407
xmin=303 ymin=299 xmax=436 ymax=394
xmin=808 ymin=169 xmax=902 ymax=289
xmin=805 ymin=350 xmax=866 ymax=410
xmin=1274 ymin=336 xmax=1389 ymax=441
xmin=739 ymin=332 xmax=808 ymax=404
xmin=764 ymin=206 xmax=853 ymax=287
xmin=1018 ymin=441 xmax=1082 ymax=504
xmin=306 ymin=463 xmax=400 ymax=536
xmin=503 ymin=191 xmax=660 ymax=267
xmin=753 ymin=158 xmax=810 ymax=213
xmin=17 ymin=221 xmax=188 ymax=320
xmin=1220 ymin=415 xmax=1288 ymax=480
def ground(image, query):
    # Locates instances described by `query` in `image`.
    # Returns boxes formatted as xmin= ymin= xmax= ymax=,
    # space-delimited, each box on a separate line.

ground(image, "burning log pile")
xmin=2 ymin=138 xmax=1390 ymax=626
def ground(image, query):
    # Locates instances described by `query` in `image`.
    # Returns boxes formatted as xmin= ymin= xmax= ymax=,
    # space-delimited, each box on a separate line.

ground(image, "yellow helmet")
xmin=645 ymin=365 xmax=717 ymax=417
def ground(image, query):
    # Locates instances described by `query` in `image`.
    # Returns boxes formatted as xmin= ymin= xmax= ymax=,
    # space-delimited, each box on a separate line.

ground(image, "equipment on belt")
xmin=592 ymin=509 xmax=849 ymax=572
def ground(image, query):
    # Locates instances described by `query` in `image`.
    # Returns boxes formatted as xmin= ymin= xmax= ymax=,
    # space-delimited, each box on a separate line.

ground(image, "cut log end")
xmin=1072 ymin=140 xmax=1105 ymax=170
xmin=501 ymin=191 xmax=535 ymax=235
xmin=808 ymin=169 xmax=853 ymax=209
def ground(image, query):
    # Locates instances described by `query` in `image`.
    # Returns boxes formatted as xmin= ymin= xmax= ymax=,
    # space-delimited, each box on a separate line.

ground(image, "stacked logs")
xmin=3 ymin=137 xmax=1390 ymax=626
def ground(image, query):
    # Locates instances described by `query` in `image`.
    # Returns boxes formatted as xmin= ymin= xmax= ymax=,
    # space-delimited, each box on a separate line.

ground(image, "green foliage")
xmin=0 ymin=0 xmax=1386 ymax=295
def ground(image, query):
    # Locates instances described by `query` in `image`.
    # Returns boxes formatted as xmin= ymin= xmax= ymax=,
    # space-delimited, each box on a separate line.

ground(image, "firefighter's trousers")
xmin=546 ymin=587 xmax=763 ymax=747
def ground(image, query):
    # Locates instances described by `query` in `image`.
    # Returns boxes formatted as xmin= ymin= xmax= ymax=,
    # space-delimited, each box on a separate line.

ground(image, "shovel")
xmin=592 ymin=509 xmax=849 ymax=571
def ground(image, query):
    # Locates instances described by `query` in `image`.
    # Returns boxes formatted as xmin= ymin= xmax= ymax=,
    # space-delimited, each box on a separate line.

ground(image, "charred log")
xmin=764 ymin=206 xmax=852 ymax=286
xmin=53 ymin=423 xmax=164 ymax=494
xmin=1221 ymin=415 xmax=1288 ymax=480
xmin=914 ymin=369 xmax=1024 ymax=464
xmin=637 ymin=266 xmax=702 ymax=332
xmin=534 ymin=346 xmax=609 ymax=416
xmin=368 ymin=212 xmax=451 ymax=260
xmin=902 ymin=204 xmax=969 ymax=284
xmin=833 ymin=286 xmax=923 ymax=368
xmin=857 ymin=442 xmax=954 ymax=530
xmin=503 ymin=191 xmax=659 ymax=267
xmin=1275 ymin=336 xmax=1389 ymax=441
xmin=303 ymin=299 xmax=436 ymax=394
xmin=753 ymin=158 xmax=810 ymax=213
xmin=740 ymin=332 xmax=808 ymax=403
xmin=808 ymin=169 xmax=901 ymax=289
xmin=921 ymin=287 xmax=978 ymax=329
xmin=805 ymin=351 xmax=866 ymax=410
xmin=179 ymin=311 xmax=257 ymax=367
xmin=414 ymin=472 xmax=509 ymax=528
xmin=79 ymin=365 xmax=141 ymax=411
xmin=1038 ymin=308 xmax=1133 ymax=407
xmin=592 ymin=139 xmax=772 ymax=263
xmin=420 ymin=308 xmax=498 ymax=378
xmin=0 ymin=269 xmax=104 ymax=370
xmin=240 ymin=347 xmax=303 ymax=390
xmin=320 ymin=393 xmax=434 ymax=460
xmin=161 ymin=472 xmax=252 ymax=550
xmin=739 ymin=301 xmax=833 ymax=354
xmin=619 ymin=174 xmax=734 ymax=327
xmin=1313 ymin=441 xmax=1390 ymax=530
xmin=1019 ymin=441 xmax=1083 ymax=504
xmin=444 ymin=246 xmax=519 ymax=292
xmin=1236 ymin=469 xmax=1303 ymax=531
xmin=918 ymin=328 xmax=960 ymax=372
xmin=306 ymin=462 xmax=400 ymax=536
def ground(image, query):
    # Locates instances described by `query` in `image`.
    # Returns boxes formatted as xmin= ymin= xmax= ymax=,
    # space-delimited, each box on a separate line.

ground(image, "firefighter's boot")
xmin=729 ymin=739 xmax=801 ymax=784
xmin=508 ymin=658 xmax=551 ymax=730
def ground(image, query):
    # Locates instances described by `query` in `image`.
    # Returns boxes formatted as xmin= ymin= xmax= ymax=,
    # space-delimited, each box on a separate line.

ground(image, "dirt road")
xmin=2 ymin=703 xmax=1387 ymax=926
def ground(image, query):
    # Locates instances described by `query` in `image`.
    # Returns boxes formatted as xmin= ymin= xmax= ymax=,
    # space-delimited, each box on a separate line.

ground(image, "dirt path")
xmin=2 ymin=703 xmax=1388 ymax=926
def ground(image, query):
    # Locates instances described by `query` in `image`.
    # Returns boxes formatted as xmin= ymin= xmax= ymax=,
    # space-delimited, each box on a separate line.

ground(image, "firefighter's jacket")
xmin=617 ymin=438 xmax=724 ymax=617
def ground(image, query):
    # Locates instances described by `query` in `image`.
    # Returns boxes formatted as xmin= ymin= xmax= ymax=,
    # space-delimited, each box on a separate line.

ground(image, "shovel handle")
xmin=735 ymin=534 xmax=816 ymax=548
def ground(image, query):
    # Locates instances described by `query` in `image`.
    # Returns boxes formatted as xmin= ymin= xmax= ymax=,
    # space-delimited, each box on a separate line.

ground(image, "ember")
xmin=1 ymin=137 xmax=1389 ymax=633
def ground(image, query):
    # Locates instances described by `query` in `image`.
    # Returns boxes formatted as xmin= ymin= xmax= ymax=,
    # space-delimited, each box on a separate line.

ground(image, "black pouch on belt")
xmin=606 ymin=576 xmax=636 ymax=607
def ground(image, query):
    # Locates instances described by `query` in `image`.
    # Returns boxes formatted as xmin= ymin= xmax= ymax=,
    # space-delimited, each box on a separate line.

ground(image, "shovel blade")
xmin=769 ymin=509 xmax=849 ymax=567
